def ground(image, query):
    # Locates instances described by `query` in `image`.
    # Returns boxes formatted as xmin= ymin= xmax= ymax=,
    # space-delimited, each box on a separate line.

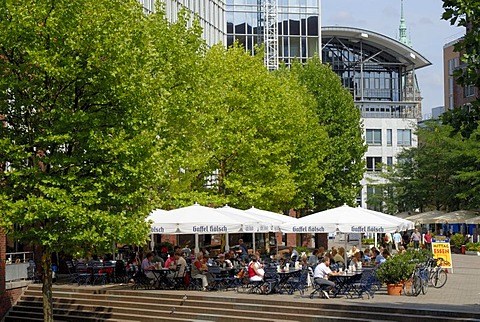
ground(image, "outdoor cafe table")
xmin=277 ymin=268 xmax=302 ymax=294
xmin=151 ymin=268 xmax=174 ymax=289
xmin=329 ymin=271 xmax=362 ymax=297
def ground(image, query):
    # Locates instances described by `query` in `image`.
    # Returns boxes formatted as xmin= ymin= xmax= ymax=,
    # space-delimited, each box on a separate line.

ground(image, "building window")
xmin=397 ymin=129 xmax=411 ymax=146
xmin=386 ymin=129 xmax=392 ymax=146
xmin=387 ymin=157 xmax=393 ymax=167
xmin=367 ymin=185 xmax=383 ymax=211
xmin=366 ymin=129 xmax=382 ymax=145
xmin=465 ymin=84 xmax=475 ymax=97
xmin=366 ymin=157 xmax=382 ymax=172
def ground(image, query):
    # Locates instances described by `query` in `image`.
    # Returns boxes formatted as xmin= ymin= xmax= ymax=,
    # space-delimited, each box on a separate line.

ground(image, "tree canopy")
xmin=442 ymin=0 xmax=480 ymax=137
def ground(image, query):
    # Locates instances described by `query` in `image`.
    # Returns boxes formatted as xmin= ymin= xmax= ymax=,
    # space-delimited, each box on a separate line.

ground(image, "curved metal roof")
xmin=322 ymin=26 xmax=431 ymax=70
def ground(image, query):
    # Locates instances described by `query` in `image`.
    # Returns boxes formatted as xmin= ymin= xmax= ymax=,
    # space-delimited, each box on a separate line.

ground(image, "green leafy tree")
xmin=382 ymin=122 xmax=479 ymax=213
xmin=0 ymin=1 xmax=181 ymax=320
xmin=292 ymin=56 xmax=367 ymax=212
xmin=442 ymin=0 xmax=480 ymax=137
xmin=159 ymin=43 xmax=328 ymax=211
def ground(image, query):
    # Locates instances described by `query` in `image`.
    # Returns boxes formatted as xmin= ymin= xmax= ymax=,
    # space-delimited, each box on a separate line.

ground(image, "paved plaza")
xmin=150 ymin=253 xmax=480 ymax=315
xmin=48 ymin=252 xmax=480 ymax=319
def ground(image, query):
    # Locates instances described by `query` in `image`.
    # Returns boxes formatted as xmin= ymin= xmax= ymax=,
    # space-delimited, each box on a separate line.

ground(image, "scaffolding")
xmin=262 ymin=0 xmax=278 ymax=70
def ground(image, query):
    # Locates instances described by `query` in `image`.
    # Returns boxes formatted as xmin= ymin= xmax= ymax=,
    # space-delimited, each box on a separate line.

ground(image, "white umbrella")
xmin=280 ymin=204 xmax=404 ymax=234
xmin=356 ymin=207 xmax=415 ymax=231
xmin=161 ymin=203 xmax=244 ymax=234
xmin=434 ymin=210 xmax=479 ymax=224
xmin=216 ymin=206 xmax=274 ymax=233
xmin=147 ymin=209 xmax=178 ymax=234
xmin=404 ymin=210 xmax=447 ymax=224
xmin=149 ymin=203 xmax=244 ymax=253
xmin=244 ymin=206 xmax=297 ymax=254
xmin=466 ymin=215 xmax=480 ymax=225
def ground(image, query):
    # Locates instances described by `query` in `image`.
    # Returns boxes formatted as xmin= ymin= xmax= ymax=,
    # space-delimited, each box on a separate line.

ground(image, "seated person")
xmin=167 ymin=253 xmax=187 ymax=282
xmin=289 ymin=246 xmax=299 ymax=262
xmin=141 ymin=252 xmax=156 ymax=280
xmin=191 ymin=254 xmax=210 ymax=291
xmin=308 ymin=250 xmax=319 ymax=266
xmin=164 ymin=252 xmax=176 ymax=269
xmin=313 ymin=256 xmax=341 ymax=299
xmin=349 ymin=251 xmax=363 ymax=271
xmin=374 ymin=249 xmax=387 ymax=265
xmin=347 ymin=245 xmax=358 ymax=258
xmin=217 ymin=253 xmax=233 ymax=269
xmin=248 ymin=254 xmax=264 ymax=282
xmin=333 ymin=247 xmax=346 ymax=265
xmin=363 ymin=248 xmax=372 ymax=262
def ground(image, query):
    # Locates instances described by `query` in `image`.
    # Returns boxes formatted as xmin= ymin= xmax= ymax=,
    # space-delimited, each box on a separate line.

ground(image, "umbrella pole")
xmin=225 ymin=233 xmax=230 ymax=252
xmin=194 ymin=234 xmax=200 ymax=254
xmin=252 ymin=232 xmax=256 ymax=255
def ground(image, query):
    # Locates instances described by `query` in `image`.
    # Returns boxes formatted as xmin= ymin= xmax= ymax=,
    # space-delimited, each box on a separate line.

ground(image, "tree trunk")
xmin=42 ymin=249 xmax=53 ymax=322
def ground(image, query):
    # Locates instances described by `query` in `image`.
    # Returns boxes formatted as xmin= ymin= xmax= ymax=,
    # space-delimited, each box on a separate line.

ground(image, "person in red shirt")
xmin=423 ymin=231 xmax=433 ymax=252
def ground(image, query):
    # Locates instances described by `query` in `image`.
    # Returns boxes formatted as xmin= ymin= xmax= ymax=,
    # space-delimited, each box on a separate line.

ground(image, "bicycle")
xmin=403 ymin=260 xmax=429 ymax=296
xmin=429 ymin=257 xmax=447 ymax=288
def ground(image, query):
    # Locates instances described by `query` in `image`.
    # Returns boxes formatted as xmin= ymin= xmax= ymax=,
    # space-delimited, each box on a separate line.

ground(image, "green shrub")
xmin=465 ymin=242 xmax=480 ymax=251
xmin=376 ymin=251 xmax=416 ymax=285
xmin=361 ymin=238 xmax=375 ymax=245
xmin=449 ymin=234 xmax=465 ymax=248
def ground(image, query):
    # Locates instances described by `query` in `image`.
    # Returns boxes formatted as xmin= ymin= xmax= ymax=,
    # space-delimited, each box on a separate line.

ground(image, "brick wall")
xmin=0 ymin=229 xmax=10 ymax=318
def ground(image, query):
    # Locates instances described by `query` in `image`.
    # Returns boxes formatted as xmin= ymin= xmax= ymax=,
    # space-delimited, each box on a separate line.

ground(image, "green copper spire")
xmin=398 ymin=0 xmax=412 ymax=47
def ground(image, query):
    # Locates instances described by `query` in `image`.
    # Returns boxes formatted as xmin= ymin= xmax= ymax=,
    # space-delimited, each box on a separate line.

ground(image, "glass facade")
xmin=142 ymin=0 xmax=226 ymax=47
xmin=322 ymin=39 xmax=403 ymax=103
xmin=226 ymin=0 xmax=321 ymax=65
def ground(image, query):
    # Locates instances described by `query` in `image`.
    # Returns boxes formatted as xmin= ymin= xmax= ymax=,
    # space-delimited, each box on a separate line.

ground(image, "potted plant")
xmin=376 ymin=252 xmax=416 ymax=295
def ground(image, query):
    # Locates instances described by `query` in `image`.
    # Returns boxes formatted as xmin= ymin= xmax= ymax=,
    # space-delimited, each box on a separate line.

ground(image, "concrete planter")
xmin=465 ymin=250 xmax=480 ymax=256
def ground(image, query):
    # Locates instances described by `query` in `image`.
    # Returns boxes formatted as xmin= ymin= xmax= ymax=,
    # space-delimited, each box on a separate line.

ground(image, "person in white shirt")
xmin=392 ymin=230 xmax=402 ymax=252
xmin=313 ymin=257 xmax=341 ymax=299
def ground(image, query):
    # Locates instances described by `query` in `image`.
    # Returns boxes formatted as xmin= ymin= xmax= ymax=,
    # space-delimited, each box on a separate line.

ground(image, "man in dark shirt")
xmin=237 ymin=239 xmax=249 ymax=262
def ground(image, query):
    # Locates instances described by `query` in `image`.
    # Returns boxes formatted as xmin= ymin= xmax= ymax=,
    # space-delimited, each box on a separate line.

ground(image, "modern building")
xmin=321 ymin=26 xmax=430 ymax=210
xmin=226 ymin=0 xmax=321 ymax=69
xmin=443 ymin=38 xmax=478 ymax=111
xmin=140 ymin=0 xmax=226 ymax=47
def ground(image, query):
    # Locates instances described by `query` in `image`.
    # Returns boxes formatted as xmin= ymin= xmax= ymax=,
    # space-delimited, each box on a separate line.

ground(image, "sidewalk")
xmin=351 ymin=253 xmax=480 ymax=313
xmin=54 ymin=253 xmax=480 ymax=315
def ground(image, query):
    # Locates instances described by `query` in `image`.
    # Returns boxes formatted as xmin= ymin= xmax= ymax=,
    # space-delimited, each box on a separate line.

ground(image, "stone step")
xmin=9 ymin=285 xmax=480 ymax=322
xmin=24 ymin=287 xmax=480 ymax=322
xmin=15 ymin=293 xmax=464 ymax=322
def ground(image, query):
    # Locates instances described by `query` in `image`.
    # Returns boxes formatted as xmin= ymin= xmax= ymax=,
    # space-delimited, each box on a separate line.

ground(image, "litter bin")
xmin=461 ymin=245 xmax=466 ymax=254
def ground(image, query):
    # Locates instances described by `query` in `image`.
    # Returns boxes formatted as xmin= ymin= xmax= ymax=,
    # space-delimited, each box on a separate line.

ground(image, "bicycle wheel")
xmin=431 ymin=269 xmax=447 ymax=288
xmin=413 ymin=275 xmax=422 ymax=296
xmin=402 ymin=277 xmax=417 ymax=296
xmin=421 ymin=272 xmax=428 ymax=295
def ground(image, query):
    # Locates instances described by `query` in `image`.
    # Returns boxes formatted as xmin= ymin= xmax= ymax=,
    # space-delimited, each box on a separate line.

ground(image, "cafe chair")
xmin=130 ymin=265 xmax=153 ymax=290
xmin=91 ymin=262 xmax=108 ymax=285
xmin=75 ymin=262 xmax=91 ymax=286
xmin=66 ymin=260 xmax=79 ymax=284
xmin=348 ymin=268 xmax=378 ymax=299
xmin=172 ymin=265 xmax=186 ymax=290
xmin=286 ymin=268 xmax=309 ymax=295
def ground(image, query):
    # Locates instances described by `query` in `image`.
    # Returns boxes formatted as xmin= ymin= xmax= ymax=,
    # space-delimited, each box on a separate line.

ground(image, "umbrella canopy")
xmin=147 ymin=209 xmax=178 ymax=234
xmin=216 ymin=206 xmax=275 ymax=232
xmin=244 ymin=206 xmax=297 ymax=226
xmin=395 ymin=211 xmax=416 ymax=219
xmin=280 ymin=205 xmax=403 ymax=234
xmin=435 ymin=210 xmax=480 ymax=224
xmin=466 ymin=215 xmax=480 ymax=225
xmin=404 ymin=210 xmax=447 ymax=224
xmin=355 ymin=207 xmax=415 ymax=231
xmin=149 ymin=203 xmax=244 ymax=234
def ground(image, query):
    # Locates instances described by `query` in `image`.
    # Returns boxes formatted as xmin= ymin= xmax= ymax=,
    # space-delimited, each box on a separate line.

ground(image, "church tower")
xmin=398 ymin=0 xmax=423 ymax=120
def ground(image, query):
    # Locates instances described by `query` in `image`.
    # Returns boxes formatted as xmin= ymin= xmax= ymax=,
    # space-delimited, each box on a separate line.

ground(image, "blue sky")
xmin=321 ymin=0 xmax=463 ymax=118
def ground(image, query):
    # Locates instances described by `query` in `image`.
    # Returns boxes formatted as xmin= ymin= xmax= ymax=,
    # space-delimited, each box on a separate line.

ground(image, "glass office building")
xmin=226 ymin=0 xmax=321 ymax=65
xmin=140 ymin=0 xmax=226 ymax=47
